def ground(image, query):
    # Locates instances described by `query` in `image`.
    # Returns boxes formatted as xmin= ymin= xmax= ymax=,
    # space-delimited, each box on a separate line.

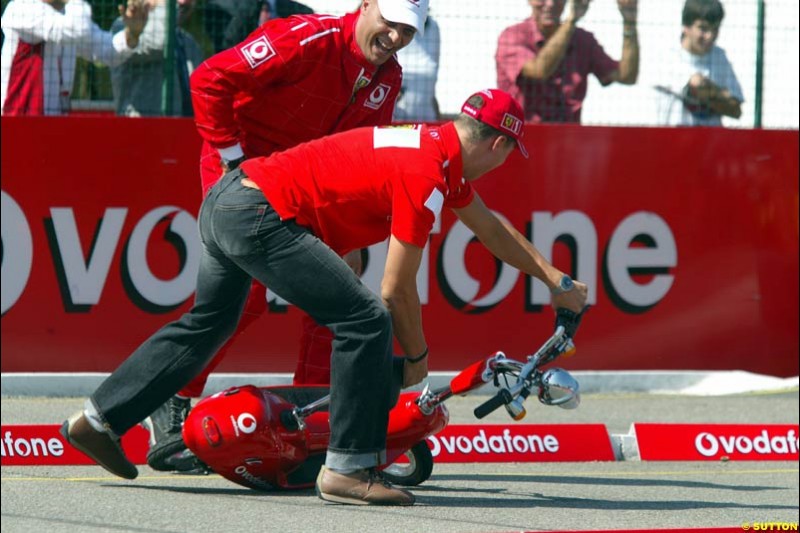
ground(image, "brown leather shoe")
xmin=60 ymin=412 xmax=138 ymax=480
xmin=316 ymin=466 xmax=415 ymax=506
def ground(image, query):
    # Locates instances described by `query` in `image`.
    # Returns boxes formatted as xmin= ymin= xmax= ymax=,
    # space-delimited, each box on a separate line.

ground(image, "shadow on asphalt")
xmin=427 ymin=474 xmax=789 ymax=492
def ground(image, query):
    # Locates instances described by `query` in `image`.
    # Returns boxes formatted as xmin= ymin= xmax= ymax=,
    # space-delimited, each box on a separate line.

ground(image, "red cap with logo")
xmin=460 ymin=89 xmax=528 ymax=159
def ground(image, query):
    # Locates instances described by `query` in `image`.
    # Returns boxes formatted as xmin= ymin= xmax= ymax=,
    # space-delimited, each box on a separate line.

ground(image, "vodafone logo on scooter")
xmin=427 ymin=424 xmax=615 ymax=462
xmin=230 ymin=413 xmax=258 ymax=437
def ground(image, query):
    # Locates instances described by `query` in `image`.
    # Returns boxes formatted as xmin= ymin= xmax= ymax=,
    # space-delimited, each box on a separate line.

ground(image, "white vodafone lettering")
xmin=240 ymin=36 xmax=276 ymax=68
xmin=1 ymin=191 xmax=33 ymax=314
xmin=364 ymin=83 xmax=391 ymax=110
xmin=50 ymin=207 xmax=127 ymax=306
xmin=441 ymin=213 xmax=520 ymax=308
xmin=606 ymin=212 xmax=677 ymax=308
xmin=427 ymin=429 xmax=560 ymax=457
xmin=127 ymin=207 xmax=201 ymax=307
xmin=1 ymin=431 xmax=64 ymax=458
xmin=234 ymin=465 xmax=272 ymax=489
xmin=529 ymin=210 xmax=598 ymax=306
xmin=695 ymin=430 xmax=799 ymax=457
xmin=526 ymin=210 xmax=677 ymax=310
xmin=1 ymin=199 xmax=678 ymax=316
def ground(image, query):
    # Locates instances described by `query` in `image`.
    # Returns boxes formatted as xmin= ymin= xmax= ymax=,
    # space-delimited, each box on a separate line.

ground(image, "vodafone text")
xmin=428 ymin=429 xmax=559 ymax=457
xmin=695 ymin=429 xmax=798 ymax=457
xmin=1 ymin=431 xmax=64 ymax=458
xmin=2 ymin=191 xmax=676 ymax=314
xmin=234 ymin=465 xmax=272 ymax=489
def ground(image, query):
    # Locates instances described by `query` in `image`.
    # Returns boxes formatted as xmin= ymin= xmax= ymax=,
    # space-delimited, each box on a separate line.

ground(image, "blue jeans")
xmin=91 ymin=170 xmax=394 ymax=470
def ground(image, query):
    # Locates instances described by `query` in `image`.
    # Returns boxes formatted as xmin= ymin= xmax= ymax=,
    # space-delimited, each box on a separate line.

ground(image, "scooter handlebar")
xmin=554 ymin=306 xmax=588 ymax=340
xmin=473 ymin=388 xmax=513 ymax=419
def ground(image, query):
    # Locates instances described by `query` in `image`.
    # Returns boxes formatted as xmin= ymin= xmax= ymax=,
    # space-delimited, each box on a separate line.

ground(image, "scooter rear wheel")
xmin=381 ymin=441 xmax=434 ymax=486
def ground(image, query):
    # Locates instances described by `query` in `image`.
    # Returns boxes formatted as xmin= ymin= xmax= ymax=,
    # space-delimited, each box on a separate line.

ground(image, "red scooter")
xmin=158 ymin=309 xmax=585 ymax=490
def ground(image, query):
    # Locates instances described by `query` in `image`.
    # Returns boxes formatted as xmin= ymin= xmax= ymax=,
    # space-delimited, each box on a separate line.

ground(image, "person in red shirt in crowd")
xmin=496 ymin=0 xmax=639 ymax=123
xmin=60 ymin=88 xmax=589 ymax=506
xmin=142 ymin=0 xmax=430 ymax=469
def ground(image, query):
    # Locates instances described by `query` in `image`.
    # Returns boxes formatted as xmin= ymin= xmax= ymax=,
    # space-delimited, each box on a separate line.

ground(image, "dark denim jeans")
xmin=91 ymin=170 xmax=394 ymax=470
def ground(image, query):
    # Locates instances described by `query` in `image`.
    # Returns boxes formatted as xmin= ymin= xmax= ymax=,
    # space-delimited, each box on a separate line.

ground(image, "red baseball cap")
xmin=461 ymin=89 xmax=529 ymax=158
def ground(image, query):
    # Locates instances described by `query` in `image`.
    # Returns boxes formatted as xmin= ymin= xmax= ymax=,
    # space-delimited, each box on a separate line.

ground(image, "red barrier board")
xmin=1 ymin=424 xmax=149 ymax=466
xmin=634 ymin=424 xmax=799 ymax=461
xmin=1 ymin=423 xmax=613 ymax=466
xmin=1 ymin=118 xmax=798 ymax=376
xmin=427 ymin=424 xmax=615 ymax=462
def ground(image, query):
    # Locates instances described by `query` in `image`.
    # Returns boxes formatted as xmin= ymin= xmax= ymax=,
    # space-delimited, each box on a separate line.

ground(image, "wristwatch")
xmin=221 ymin=155 xmax=246 ymax=171
xmin=550 ymin=275 xmax=575 ymax=295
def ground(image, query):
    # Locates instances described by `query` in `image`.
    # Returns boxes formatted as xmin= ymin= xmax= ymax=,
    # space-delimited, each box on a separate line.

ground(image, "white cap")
xmin=376 ymin=0 xmax=429 ymax=36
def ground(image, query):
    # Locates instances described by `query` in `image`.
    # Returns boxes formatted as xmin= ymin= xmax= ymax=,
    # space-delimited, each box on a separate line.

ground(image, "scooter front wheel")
xmin=381 ymin=441 xmax=434 ymax=486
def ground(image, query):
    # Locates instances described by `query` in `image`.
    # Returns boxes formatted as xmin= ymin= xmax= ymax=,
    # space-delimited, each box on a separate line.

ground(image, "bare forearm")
xmin=124 ymin=27 xmax=140 ymax=48
xmin=617 ymin=22 xmax=639 ymax=84
xmin=382 ymin=289 xmax=427 ymax=358
xmin=521 ymin=20 xmax=577 ymax=80
xmin=477 ymin=217 xmax=562 ymax=290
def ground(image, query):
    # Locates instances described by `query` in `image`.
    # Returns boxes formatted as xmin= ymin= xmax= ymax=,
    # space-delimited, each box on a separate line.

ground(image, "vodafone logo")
xmin=694 ymin=429 xmax=799 ymax=457
xmin=240 ymin=36 xmax=276 ymax=68
xmin=1 ymin=431 xmax=64 ymax=459
xmin=364 ymin=83 xmax=391 ymax=110
xmin=1 ymin=191 xmax=32 ymax=314
xmin=1 ymin=192 xmax=201 ymax=315
xmin=234 ymin=465 xmax=271 ymax=489
xmin=230 ymin=413 xmax=258 ymax=437
xmin=428 ymin=428 xmax=559 ymax=457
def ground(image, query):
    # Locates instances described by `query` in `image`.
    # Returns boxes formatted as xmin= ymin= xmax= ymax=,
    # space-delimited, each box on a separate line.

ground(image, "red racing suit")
xmin=182 ymin=11 xmax=403 ymax=394
xmin=191 ymin=11 xmax=402 ymax=193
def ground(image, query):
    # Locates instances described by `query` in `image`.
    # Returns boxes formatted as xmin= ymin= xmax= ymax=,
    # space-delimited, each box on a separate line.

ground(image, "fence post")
xmin=161 ymin=0 xmax=177 ymax=116
xmin=754 ymin=0 xmax=765 ymax=128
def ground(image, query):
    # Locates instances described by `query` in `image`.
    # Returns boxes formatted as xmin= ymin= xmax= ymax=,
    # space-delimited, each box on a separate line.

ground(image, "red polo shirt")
xmin=496 ymin=17 xmax=618 ymax=123
xmin=191 ymin=11 xmax=402 ymax=192
xmin=241 ymin=122 xmax=474 ymax=255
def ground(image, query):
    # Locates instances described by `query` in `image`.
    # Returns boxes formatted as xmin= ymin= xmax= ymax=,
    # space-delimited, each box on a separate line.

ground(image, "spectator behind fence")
xmin=653 ymin=0 xmax=742 ymax=126
xmin=110 ymin=0 xmax=203 ymax=117
xmin=394 ymin=14 xmax=440 ymax=122
xmin=203 ymin=0 xmax=313 ymax=54
xmin=496 ymin=0 xmax=639 ymax=123
xmin=1 ymin=0 xmax=148 ymax=116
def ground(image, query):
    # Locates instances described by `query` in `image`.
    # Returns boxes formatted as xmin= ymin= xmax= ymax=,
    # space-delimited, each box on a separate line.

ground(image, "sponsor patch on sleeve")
xmin=239 ymin=36 xmax=277 ymax=69
xmin=424 ymin=188 xmax=444 ymax=217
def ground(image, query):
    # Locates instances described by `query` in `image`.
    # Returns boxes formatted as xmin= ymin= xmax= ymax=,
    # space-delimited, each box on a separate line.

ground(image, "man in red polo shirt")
xmin=61 ymin=88 xmax=588 ymax=506
xmin=496 ymin=0 xmax=639 ymax=123
xmin=144 ymin=0 xmax=429 ymax=468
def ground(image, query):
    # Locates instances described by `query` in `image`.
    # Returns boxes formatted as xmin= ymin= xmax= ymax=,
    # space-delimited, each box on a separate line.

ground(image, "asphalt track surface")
xmin=2 ymin=390 xmax=798 ymax=533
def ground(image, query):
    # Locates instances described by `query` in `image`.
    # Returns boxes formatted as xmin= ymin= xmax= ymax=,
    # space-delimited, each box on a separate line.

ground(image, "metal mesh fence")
xmin=1 ymin=0 xmax=797 ymax=128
